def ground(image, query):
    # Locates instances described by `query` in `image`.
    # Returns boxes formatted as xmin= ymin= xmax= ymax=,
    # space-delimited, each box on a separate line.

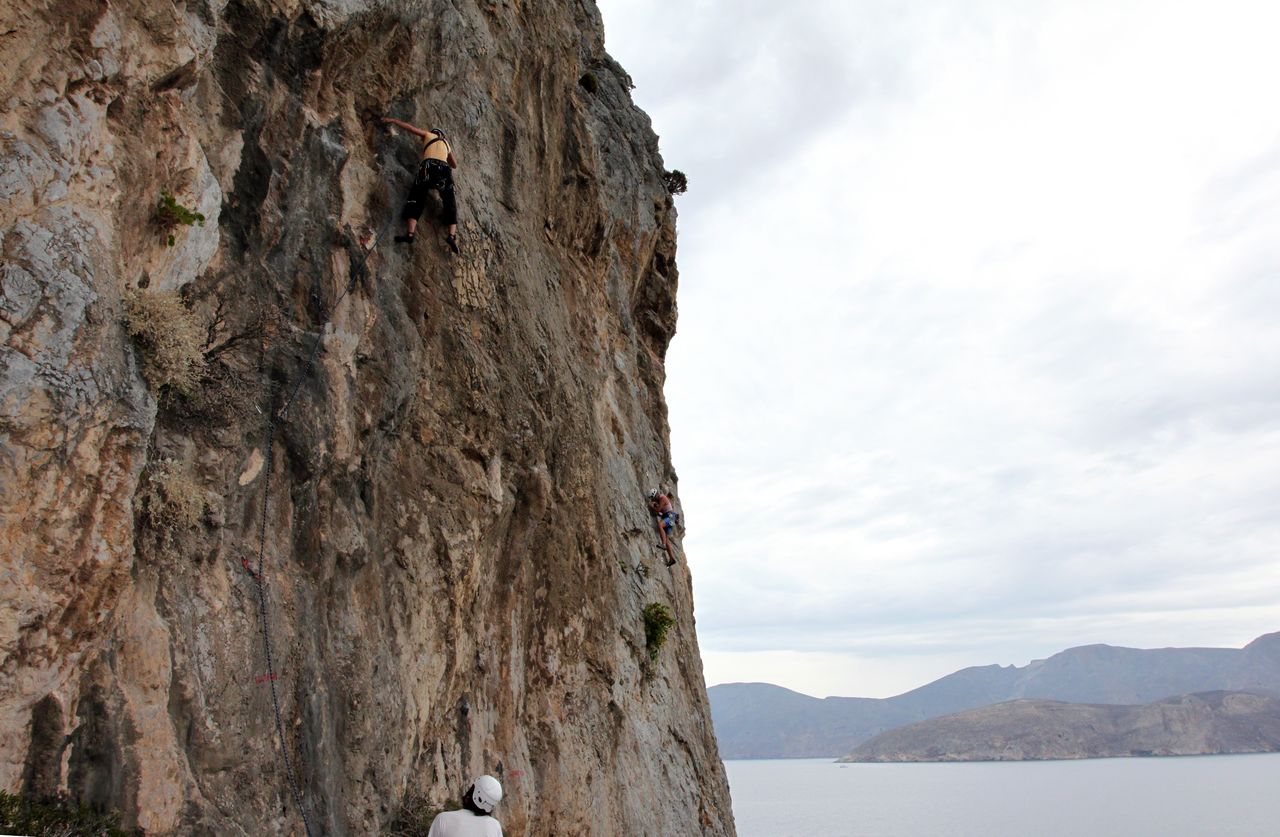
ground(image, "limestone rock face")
xmin=0 ymin=1 xmax=733 ymax=834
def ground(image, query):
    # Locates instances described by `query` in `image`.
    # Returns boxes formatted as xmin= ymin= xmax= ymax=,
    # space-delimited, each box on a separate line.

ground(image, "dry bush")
xmin=383 ymin=795 xmax=458 ymax=836
xmin=123 ymin=290 xmax=206 ymax=395
xmin=138 ymin=458 xmax=205 ymax=549
xmin=0 ymin=791 xmax=135 ymax=836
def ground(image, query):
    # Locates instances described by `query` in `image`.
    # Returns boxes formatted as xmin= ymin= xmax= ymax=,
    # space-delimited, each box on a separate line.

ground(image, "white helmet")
xmin=648 ymin=489 xmax=660 ymax=501
xmin=472 ymin=775 xmax=503 ymax=813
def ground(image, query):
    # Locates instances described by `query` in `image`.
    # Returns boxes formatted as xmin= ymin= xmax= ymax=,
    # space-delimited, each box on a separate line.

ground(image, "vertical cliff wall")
xmin=0 ymin=1 xmax=733 ymax=833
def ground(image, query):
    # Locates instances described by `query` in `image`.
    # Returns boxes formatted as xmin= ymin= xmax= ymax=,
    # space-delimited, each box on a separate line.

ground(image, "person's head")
xmin=430 ymin=128 xmax=447 ymax=138
xmin=648 ymin=489 xmax=660 ymax=502
xmin=462 ymin=775 xmax=503 ymax=816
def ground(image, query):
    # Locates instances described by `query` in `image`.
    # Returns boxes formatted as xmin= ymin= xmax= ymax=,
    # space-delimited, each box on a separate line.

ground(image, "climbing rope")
xmin=248 ymin=210 xmax=399 ymax=837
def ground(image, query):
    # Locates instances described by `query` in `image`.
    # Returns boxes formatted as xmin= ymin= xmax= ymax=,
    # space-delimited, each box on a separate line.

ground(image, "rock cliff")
xmin=0 ymin=1 xmax=733 ymax=834
xmin=841 ymin=691 xmax=1280 ymax=763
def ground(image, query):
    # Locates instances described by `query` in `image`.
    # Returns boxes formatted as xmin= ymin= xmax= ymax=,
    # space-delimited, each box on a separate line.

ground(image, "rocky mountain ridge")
xmin=1 ymin=1 xmax=733 ymax=834
xmin=710 ymin=632 xmax=1280 ymax=758
xmin=841 ymin=691 xmax=1280 ymax=762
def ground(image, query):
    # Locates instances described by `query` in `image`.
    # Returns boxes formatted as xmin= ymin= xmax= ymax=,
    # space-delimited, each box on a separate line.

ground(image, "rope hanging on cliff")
xmin=248 ymin=211 xmax=397 ymax=837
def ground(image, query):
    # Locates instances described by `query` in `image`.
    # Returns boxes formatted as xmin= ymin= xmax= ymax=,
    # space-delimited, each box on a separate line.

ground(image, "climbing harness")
xmin=424 ymin=129 xmax=450 ymax=155
xmin=245 ymin=208 xmax=397 ymax=837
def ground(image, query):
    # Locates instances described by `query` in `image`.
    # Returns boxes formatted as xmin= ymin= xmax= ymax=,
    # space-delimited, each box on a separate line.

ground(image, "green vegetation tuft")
xmin=123 ymin=289 xmax=206 ymax=395
xmin=578 ymin=72 xmax=599 ymax=94
xmin=0 ymin=791 xmax=135 ymax=837
xmin=643 ymin=602 xmax=676 ymax=662
xmin=663 ymin=169 xmax=688 ymax=196
xmin=155 ymin=190 xmax=205 ymax=247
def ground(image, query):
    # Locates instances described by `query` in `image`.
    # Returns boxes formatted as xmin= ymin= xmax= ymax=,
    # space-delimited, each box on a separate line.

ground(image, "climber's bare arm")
xmin=447 ymin=150 xmax=459 ymax=169
xmin=381 ymin=117 xmax=430 ymax=138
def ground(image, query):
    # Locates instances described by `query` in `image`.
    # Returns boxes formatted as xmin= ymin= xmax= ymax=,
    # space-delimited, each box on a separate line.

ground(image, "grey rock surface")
xmin=1 ymin=1 xmax=733 ymax=834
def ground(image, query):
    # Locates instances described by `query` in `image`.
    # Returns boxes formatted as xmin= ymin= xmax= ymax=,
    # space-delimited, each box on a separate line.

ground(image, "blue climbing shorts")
xmin=660 ymin=512 xmax=679 ymax=533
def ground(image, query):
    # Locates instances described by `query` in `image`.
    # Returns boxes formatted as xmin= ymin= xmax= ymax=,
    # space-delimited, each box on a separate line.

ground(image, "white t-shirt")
xmin=427 ymin=809 xmax=503 ymax=837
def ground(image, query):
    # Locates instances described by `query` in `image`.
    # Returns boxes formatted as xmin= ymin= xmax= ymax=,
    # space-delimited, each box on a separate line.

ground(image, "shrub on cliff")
xmin=0 ymin=791 xmax=135 ymax=836
xmin=643 ymin=602 xmax=676 ymax=662
xmin=138 ymin=458 xmax=205 ymax=548
xmin=662 ymin=169 xmax=688 ymax=196
xmin=155 ymin=189 xmax=205 ymax=247
xmin=384 ymin=794 xmax=460 ymax=836
xmin=123 ymin=290 xmax=206 ymax=395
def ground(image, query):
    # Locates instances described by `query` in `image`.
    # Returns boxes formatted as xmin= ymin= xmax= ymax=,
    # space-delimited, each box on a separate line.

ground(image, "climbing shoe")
xmin=394 ymin=233 xmax=415 ymax=245
xmin=446 ymin=234 xmax=459 ymax=255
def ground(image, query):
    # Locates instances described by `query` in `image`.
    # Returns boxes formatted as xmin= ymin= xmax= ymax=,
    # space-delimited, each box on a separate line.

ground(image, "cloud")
xmin=600 ymin=0 xmax=1280 ymax=696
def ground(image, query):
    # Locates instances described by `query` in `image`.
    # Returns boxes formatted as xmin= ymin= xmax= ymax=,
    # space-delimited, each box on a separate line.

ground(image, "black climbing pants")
xmin=402 ymin=159 xmax=457 ymax=226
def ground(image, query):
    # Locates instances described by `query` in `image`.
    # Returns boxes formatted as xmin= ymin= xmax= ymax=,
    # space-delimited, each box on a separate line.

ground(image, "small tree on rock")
xmin=662 ymin=169 xmax=688 ymax=196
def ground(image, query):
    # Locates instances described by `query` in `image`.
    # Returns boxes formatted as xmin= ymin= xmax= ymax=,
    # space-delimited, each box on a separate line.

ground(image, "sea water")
xmin=724 ymin=753 xmax=1280 ymax=836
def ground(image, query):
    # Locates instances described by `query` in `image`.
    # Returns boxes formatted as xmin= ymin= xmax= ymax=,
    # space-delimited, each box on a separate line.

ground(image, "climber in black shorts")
xmin=382 ymin=116 xmax=460 ymax=254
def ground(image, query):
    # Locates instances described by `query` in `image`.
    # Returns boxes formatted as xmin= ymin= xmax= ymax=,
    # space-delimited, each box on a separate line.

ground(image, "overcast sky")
xmin=597 ymin=0 xmax=1280 ymax=699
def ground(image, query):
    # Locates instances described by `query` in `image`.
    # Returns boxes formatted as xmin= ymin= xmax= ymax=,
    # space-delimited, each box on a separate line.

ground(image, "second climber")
xmin=648 ymin=488 xmax=680 ymax=567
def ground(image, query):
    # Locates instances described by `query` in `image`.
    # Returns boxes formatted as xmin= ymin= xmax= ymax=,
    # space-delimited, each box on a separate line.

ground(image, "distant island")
xmin=840 ymin=691 xmax=1280 ymax=762
xmin=710 ymin=631 xmax=1280 ymax=759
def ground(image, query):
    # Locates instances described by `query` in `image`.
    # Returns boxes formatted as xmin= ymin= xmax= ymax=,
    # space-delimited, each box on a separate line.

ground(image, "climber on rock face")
xmin=648 ymin=488 xmax=680 ymax=567
xmin=427 ymin=775 xmax=504 ymax=837
xmin=382 ymin=116 xmax=460 ymax=254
